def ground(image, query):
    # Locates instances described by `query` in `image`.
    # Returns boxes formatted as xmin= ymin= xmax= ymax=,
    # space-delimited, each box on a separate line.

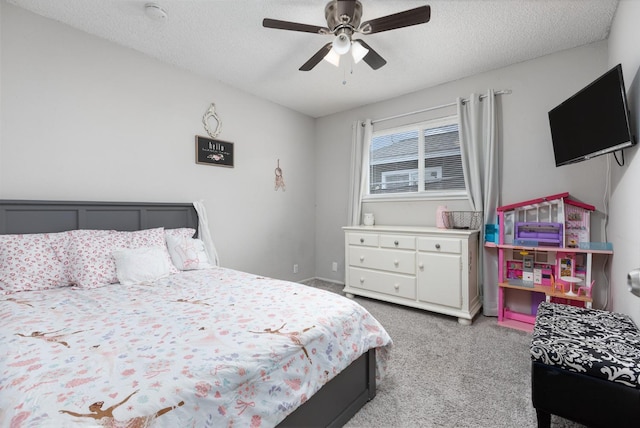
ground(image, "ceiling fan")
xmin=263 ymin=0 xmax=431 ymax=71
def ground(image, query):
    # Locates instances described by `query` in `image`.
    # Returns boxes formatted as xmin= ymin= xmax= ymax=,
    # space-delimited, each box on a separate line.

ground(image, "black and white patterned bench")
xmin=530 ymin=302 xmax=640 ymax=427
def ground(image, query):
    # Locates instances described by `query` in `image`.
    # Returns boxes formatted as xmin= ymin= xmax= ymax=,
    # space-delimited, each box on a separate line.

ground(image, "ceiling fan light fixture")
xmin=332 ymin=33 xmax=351 ymax=55
xmin=351 ymin=41 xmax=369 ymax=64
xmin=323 ymin=48 xmax=341 ymax=67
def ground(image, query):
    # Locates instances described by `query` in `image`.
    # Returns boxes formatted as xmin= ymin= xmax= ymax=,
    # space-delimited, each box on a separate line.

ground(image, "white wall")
xmin=607 ymin=0 xmax=640 ymax=323
xmin=0 ymin=2 xmax=317 ymax=281
xmin=315 ymin=42 xmax=611 ymax=295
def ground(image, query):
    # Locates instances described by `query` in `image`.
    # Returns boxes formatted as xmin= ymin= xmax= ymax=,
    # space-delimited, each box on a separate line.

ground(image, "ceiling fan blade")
xmin=263 ymin=18 xmax=330 ymax=35
xmin=336 ymin=0 xmax=357 ymax=24
xmin=299 ymin=43 xmax=333 ymax=71
xmin=354 ymin=39 xmax=387 ymax=70
xmin=358 ymin=5 xmax=431 ymax=34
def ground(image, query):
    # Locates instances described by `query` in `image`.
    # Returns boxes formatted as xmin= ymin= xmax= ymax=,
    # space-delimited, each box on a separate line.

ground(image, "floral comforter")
xmin=0 ymin=268 xmax=392 ymax=427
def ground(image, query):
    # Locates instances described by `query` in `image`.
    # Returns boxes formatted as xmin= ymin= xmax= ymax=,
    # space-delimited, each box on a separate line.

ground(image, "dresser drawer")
xmin=417 ymin=237 xmax=461 ymax=254
xmin=349 ymin=246 xmax=415 ymax=274
xmin=347 ymin=233 xmax=379 ymax=247
xmin=380 ymin=234 xmax=416 ymax=250
xmin=349 ymin=267 xmax=416 ymax=299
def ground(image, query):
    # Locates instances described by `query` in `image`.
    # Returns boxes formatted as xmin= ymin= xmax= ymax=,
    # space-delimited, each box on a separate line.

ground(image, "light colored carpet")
xmin=302 ymin=279 xmax=586 ymax=428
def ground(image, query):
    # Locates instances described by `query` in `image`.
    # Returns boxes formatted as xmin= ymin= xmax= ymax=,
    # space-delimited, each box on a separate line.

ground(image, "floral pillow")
xmin=66 ymin=230 xmax=130 ymax=289
xmin=54 ymin=229 xmax=113 ymax=279
xmin=165 ymin=228 xmax=197 ymax=240
xmin=0 ymin=232 xmax=71 ymax=294
xmin=67 ymin=228 xmax=177 ymax=289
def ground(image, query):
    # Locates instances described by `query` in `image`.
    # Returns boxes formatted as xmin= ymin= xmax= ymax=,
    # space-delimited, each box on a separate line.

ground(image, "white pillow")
xmin=112 ymin=247 xmax=172 ymax=285
xmin=165 ymin=234 xmax=214 ymax=270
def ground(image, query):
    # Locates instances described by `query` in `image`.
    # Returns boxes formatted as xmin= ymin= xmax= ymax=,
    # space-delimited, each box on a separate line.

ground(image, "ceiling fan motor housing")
xmin=325 ymin=0 xmax=362 ymax=32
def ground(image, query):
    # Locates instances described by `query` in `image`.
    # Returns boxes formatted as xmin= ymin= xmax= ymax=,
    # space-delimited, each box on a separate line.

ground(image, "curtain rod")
xmin=370 ymin=89 xmax=512 ymax=125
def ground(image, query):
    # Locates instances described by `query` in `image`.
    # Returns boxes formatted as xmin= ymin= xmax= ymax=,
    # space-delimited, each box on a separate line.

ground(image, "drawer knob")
xmin=394 ymin=283 xmax=400 ymax=290
xmin=360 ymin=256 xmax=365 ymax=262
xmin=360 ymin=238 xmax=364 ymax=243
xmin=393 ymin=260 xmax=399 ymax=266
xmin=394 ymin=240 xmax=399 ymax=246
xmin=435 ymin=243 xmax=441 ymax=249
xmin=418 ymin=262 xmax=424 ymax=269
xmin=360 ymin=277 xmax=365 ymax=283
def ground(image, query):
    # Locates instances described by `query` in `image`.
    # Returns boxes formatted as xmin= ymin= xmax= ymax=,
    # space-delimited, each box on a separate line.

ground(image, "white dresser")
xmin=343 ymin=225 xmax=480 ymax=324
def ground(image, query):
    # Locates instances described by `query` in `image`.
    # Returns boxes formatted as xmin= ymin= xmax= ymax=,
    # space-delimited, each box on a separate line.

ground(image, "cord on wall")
xmin=600 ymin=154 xmax=612 ymax=311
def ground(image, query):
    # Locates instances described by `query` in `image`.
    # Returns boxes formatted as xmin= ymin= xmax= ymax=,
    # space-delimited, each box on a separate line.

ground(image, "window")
xmin=367 ymin=116 xmax=465 ymax=198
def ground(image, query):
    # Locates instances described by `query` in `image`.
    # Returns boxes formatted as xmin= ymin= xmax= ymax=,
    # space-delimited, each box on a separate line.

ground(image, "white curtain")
xmin=192 ymin=200 xmax=220 ymax=266
xmin=347 ymin=119 xmax=372 ymax=226
xmin=457 ymin=90 xmax=500 ymax=316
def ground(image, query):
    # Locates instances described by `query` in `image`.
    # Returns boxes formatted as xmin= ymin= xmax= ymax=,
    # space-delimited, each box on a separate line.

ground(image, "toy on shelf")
xmin=497 ymin=192 xmax=594 ymax=248
xmin=514 ymin=222 xmax=563 ymax=247
xmin=485 ymin=223 xmax=499 ymax=244
xmin=577 ymin=280 xmax=595 ymax=298
xmin=560 ymin=276 xmax=582 ymax=297
xmin=504 ymin=248 xmax=556 ymax=287
xmin=551 ymin=274 xmax=564 ymax=294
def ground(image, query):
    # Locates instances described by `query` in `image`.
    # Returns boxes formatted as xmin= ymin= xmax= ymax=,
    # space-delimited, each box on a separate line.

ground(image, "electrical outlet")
xmin=332 ymin=262 xmax=338 ymax=272
xmin=293 ymin=264 xmax=299 ymax=274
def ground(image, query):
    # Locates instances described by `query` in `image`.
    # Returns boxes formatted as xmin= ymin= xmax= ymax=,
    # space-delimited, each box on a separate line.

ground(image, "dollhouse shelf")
xmin=490 ymin=243 xmax=611 ymax=332
xmin=485 ymin=242 xmax=613 ymax=255
xmin=498 ymin=279 xmax=596 ymax=332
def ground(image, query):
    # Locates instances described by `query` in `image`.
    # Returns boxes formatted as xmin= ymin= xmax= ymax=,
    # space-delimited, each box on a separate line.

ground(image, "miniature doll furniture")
xmin=530 ymin=302 xmax=640 ymax=428
xmin=577 ymin=280 xmax=595 ymax=298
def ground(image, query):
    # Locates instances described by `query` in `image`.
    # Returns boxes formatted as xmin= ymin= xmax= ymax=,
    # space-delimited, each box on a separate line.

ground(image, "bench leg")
xmin=535 ymin=408 xmax=551 ymax=428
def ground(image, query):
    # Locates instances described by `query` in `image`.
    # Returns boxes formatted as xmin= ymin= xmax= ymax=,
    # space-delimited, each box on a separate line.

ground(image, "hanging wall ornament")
xmin=274 ymin=159 xmax=286 ymax=191
xmin=202 ymin=103 xmax=222 ymax=138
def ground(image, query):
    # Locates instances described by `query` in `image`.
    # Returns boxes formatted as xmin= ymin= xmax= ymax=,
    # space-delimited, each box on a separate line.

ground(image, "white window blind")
xmin=368 ymin=116 xmax=465 ymax=197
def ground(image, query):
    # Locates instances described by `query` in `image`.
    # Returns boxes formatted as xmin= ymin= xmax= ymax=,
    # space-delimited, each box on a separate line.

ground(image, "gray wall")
xmin=315 ymin=41 xmax=609 ymax=288
xmin=0 ymin=2 xmax=317 ymax=282
xmin=607 ymin=0 xmax=640 ymax=323
xmin=3 ymin=0 xmax=640 ymax=321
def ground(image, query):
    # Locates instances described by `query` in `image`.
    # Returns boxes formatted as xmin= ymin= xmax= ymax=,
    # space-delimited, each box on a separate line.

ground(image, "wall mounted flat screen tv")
xmin=549 ymin=63 xmax=635 ymax=167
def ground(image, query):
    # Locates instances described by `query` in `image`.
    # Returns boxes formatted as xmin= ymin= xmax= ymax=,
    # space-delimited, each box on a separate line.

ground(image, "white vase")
xmin=363 ymin=213 xmax=375 ymax=226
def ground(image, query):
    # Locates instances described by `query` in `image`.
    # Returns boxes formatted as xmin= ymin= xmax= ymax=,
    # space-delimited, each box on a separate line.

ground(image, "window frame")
xmin=363 ymin=115 xmax=468 ymax=202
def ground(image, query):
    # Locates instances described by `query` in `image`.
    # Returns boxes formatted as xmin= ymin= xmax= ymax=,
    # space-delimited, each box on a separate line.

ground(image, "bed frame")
xmin=0 ymin=199 xmax=376 ymax=428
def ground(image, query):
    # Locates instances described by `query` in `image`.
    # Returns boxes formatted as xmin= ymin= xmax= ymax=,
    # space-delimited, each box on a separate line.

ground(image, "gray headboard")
xmin=0 ymin=200 xmax=198 ymax=234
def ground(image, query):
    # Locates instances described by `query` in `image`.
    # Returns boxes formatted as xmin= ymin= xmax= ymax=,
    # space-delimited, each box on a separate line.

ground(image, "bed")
xmin=0 ymin=200 xmax=392 ymax=428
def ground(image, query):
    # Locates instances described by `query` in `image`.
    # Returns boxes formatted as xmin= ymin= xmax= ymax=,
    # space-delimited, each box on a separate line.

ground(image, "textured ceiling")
xmin=7 ymin=0 xmax=619 ymax=118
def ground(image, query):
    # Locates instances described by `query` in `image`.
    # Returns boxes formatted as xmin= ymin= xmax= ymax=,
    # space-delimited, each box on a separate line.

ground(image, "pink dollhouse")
xmin=497 ymin=192 xmax=594 ymax=248
xmin=494 ymin=192 xmax=609 ymax=331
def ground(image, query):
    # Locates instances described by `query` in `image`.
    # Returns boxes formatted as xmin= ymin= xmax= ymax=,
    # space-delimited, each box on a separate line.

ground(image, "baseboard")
xmin=296 ymin=277 xmax=345 ymax=286
xmin=312 ymin=276 xmax=345 ymax=286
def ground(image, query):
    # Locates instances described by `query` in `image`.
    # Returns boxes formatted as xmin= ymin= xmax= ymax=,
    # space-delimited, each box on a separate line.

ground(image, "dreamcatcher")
xmin=275 ymin=159 xmax=286 ymax=191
